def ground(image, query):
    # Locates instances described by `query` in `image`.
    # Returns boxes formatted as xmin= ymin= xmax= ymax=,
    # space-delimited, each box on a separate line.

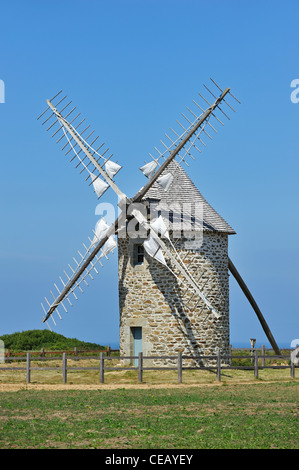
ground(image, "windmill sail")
xmin=41 ymin=221 xmax=118 ymax=327
xmin=105 ymin=160 xmax=122 ymax=178
xmin=38 ymin=80 xmax=239 ymax=325
xmin=156 ymin=173 xmax=174 ymax=191
xmin=143 ymin=234 xmax=168 ymax=266
xmin=38 ymin=92 xmax=124 ymax=200
xmin=140 ymin=160 xmax=158 ymax=179
xmin=137 ymin=78 xmax=240 ymax=199
xmin=90 ymin=174 xmax=109 ymax=198
xmin=90 ymin=218 xmax=110 ymax=247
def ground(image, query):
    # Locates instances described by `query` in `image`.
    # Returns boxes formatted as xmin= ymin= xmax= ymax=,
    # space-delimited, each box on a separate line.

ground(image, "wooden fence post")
xmin=290 ymin=352 xmax=295 ymax=378
xmin=178 ymin=352 xmax=182 ymax=383
xmin=62 ymin=353 xmax=67 ymax=384
xmin=216 ymin=350 xmax=221 ymax=382
xmin=254 ymin=350 xmax=259 ymax=379
xmin=26 ymin=353 xmax=31 ymax=384
xmin=229 ymin=344 xmax=232 ymax=365
xmin=261 ymin=345 xmax=265 ymax=367
xmin=74 ymin=347 xmax=78 ymax=361
xmin=41 ymin=348 xmax=45 ymax=360
xmin=138 ymin=352 xmax=143 ymax=383
xmin=107 ymin=346 xmax=111 ymax=357
xmin=100 ymin=352 xmax=104 ymax=383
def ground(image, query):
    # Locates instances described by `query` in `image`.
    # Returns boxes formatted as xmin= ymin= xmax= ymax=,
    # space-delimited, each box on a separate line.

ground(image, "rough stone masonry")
xmin=117 ymin=162 xmax=235 ymax=367
xmin=118 ymin=230 xmax=230 ymax=367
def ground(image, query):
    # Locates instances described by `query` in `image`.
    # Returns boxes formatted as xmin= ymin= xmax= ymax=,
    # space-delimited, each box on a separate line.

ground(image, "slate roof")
xmin=142 ymin=161 xmax=236 ymax=234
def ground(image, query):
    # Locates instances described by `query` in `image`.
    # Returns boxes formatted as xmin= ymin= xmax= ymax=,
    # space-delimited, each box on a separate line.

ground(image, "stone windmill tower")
xmin=38 ymin=79 xmax=281 ymax=359
xmin=118 ymin=161 xmax=235 ymax=364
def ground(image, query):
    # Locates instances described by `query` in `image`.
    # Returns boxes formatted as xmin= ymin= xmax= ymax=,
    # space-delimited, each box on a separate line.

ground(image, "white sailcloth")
xmin=90 ymin=174 xmax=109 ymax=198
xmin=91 ymin=218 xmax=110 ymax=247
xmin=156 ymin=173 xmax=173 ymax=191
xmin=140 ymin=161 xmax=158 ymax=179
xmin=144 ymin=234 xmax=167 ymax=266
xmin=150 ymin=215 xmax=170 ymax=239
xmin=99 ymin=236 xmax=117 ymax=258
xmin=105 ymin=160 xmax=122 ymax=178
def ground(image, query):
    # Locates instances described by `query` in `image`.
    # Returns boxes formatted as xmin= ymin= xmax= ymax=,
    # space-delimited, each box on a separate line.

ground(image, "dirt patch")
xmin=0 ymin=383 xmax=221 ymax=392
xmin=0 ymin=379 xmax=297 ymax=393
xmin=102 ymin=436 xmax=142 ymax=449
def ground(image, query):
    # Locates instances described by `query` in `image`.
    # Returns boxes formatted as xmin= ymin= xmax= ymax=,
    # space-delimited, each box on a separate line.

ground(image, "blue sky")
xmin=0 ymin=0 xmax=298 ymax=349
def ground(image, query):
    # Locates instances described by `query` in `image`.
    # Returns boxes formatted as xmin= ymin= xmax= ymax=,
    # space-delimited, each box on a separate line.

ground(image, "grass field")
xmin=0 ymin=381 xmax=298 ymax=449
xmin=0 ymin=354 xmax=298 ymax=449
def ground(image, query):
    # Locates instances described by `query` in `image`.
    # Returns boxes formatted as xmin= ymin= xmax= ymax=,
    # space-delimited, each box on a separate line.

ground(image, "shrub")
xmin=0 ymin=330 xmax=106 ymax=352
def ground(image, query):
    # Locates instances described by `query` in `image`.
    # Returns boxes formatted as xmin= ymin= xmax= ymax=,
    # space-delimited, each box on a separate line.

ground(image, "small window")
xmin=134 ymin=243 xmax=144 ymax=265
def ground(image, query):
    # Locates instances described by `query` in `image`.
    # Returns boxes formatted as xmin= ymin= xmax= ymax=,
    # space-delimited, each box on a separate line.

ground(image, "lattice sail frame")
xmin=38 ymin=79 xmax=240 ymax=330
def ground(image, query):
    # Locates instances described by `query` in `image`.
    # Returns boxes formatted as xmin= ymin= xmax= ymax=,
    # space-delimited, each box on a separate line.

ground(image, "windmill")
xmin=37 ymin=79 xmax=281 ymax=358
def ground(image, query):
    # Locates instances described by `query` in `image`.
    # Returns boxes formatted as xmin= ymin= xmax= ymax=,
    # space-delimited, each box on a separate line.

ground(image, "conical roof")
xmin=142 ymin=161 xmax=235 ymax=234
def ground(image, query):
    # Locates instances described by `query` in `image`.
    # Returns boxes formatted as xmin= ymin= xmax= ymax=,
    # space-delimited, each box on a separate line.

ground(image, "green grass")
xmin=0 ymin=382 xmax=298 ymax=449
xmin=231 ymin=349 xmax=291 ymax=367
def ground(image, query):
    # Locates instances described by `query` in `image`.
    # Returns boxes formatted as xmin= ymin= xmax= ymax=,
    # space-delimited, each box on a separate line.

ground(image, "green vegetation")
xmin=0 ymin=330 xmax=105 ymax=352
xmin=231 ymin=349 xmax=291 ymax=367
xmin=0 ymin=382 xmax=298 ymax=449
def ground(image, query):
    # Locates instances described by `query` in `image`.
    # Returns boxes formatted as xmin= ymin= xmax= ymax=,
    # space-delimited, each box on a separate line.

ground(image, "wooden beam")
xmin=228 ymin=257 xmax=281 ymax=356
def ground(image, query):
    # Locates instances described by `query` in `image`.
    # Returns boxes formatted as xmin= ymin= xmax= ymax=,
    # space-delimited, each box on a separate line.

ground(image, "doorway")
xmin=131 ymin=327 xmax=142 ymax=366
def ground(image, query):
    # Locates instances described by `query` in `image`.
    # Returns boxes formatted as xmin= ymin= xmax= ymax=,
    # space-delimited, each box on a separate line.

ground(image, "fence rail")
xmin=4 ymin=346 xmax=117 ymax=359
xmin=3 ymin=345 xmax=294 ymax=359
xmin=0 ymin=349 xmax=297 ymax=384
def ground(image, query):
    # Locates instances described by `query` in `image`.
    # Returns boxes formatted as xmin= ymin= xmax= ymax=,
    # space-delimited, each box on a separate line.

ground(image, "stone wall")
xmin=118 ymin=231 xmax=230 ymax=366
